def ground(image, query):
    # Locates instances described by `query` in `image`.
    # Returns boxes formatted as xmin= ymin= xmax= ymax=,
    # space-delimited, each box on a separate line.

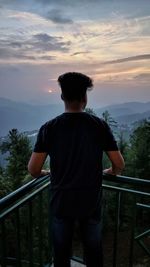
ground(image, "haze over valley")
xmin=0 ymin=97 xmax=150 ymax=137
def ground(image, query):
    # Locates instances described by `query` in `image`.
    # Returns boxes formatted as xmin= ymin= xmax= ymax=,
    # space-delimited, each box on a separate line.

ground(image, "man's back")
xmin=28 ymin=72 xmax=124 ymax=267
xmin=34 ymin=112 xmax=118 ymax=218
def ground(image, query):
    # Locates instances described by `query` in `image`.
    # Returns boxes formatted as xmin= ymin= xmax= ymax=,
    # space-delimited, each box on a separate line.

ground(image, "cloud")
xmin=46 ymin=9 xmax=73 ymax=24
xmin=0 ymin=47 xmax=36 ymax=60
xmin=71 ymin=51 xmax=89 ymax=56
xmin=0 ymin=46 xmax=56 ymax=61
xmin=7 ymin=33 xmax=70 ymax=53
xmin=9 ymin=42 xmax=24 ymax=48
xmin=103 ymin=54 xmax=150 ymax=65
xmin=34 ymin=33 xmax=56 ymax=42
xmin=35 ymin=0 xmax=114 ymax=5
xmin=0 ymin=32 xmax=71 ymax=62
xmin=35 ymin=0 xmax=53 ymax=3
xmin=16 ymin=54 xmax=36 ymax=60
xmin=0 ymin=48 xmax=15 ymax=59
xmin=39 ymin=55 xmax=56 ymax=60
xmin=134 ymin=73 xmax=150 ymax=81
xmin=32 ymin=33 xmax=71 ymax=52
xmin=35 ymin=0 xmax=76 ymax=5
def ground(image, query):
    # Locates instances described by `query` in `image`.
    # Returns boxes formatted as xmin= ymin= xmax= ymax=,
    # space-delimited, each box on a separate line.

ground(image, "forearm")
xmin=103 ymin=151 xmax=125 ymax=175
xmin=28 ymin=152 xmax=49 ymax=178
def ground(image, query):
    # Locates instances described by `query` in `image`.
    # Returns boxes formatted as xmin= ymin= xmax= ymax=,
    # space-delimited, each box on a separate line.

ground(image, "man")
xmin=28 ymin=72 xmax=124 ymax=267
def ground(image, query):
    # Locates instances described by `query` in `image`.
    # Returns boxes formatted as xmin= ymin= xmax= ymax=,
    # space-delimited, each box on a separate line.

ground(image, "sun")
xmin=48 ymin=89 xmax=53 ymax=93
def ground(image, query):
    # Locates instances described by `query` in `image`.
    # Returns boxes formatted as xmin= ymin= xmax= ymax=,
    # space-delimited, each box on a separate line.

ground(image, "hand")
xmin=103 ymin=167 xmax=116 ymax=175
xmin=40 ymin=169 xmax=50 ymax=176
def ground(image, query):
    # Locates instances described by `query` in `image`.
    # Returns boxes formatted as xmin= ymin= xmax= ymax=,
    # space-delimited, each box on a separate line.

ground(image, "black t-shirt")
xmin=34 ymin=112 xmax=118 ymax=218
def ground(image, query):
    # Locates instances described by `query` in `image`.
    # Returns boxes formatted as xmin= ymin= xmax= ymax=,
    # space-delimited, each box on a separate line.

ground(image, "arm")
xmin=103 ymin=150 xmax=125 ymax=175
xmin=28 ymin=152 xmax=50 ymax=178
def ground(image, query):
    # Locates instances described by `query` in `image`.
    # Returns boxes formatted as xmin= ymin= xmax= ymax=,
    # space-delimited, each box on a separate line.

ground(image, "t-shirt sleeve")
xmin=101 ymin=120 xmax=119 ymax=151
xmin=34 ymin=124 xmax=48 ymax=153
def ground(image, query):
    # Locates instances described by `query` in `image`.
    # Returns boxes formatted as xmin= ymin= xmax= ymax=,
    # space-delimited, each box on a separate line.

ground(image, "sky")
xmin=0 ymin=0 xmax=150 ymax=107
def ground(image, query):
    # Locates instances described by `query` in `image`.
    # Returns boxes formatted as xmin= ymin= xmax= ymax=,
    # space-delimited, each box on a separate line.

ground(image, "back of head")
xmin=58 ymin=72 xmax=93 ymax=102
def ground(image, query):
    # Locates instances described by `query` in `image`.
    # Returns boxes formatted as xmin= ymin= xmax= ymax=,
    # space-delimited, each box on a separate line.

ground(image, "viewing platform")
xmin=0 ymin=174 xmax=149 ymax=267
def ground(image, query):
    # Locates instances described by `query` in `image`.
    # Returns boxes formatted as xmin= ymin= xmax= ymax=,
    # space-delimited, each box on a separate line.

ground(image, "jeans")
xmin=51 ymin=216 xmax=103 ymax=267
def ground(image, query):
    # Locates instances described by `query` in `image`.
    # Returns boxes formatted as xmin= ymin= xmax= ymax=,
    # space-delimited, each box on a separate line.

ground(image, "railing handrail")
xmin=103 ymin=173 xmax=150 ymax=186
xmin=0 ymin=175 xmax=50 ymax=211
xmin=0 ymin=173 xmax=149 ymax=212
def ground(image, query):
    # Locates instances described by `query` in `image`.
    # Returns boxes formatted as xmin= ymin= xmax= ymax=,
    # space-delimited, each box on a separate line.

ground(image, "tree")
xmin=102 ymin=110 xmax=117 ymax=128
xmin=102 ymin=111 xmax=118 ymax=168
xmin=0 ymin=165 xmax=3 ymax=175
xmin=126 ymin=120 xmax=150 ymax=179
xmin=0 ymin=174 xmax=12 ymax=197
xmin=85 ymin=107 xmax=96 ymax=116
xmin=0 ymin=129 xmax=32 ymax=189
xmin=117 ymin=130 xmax=128 ymax=155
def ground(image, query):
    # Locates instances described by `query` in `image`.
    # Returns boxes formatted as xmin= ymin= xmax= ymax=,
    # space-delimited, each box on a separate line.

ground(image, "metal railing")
xmin=102 ymin=174 xmax=150 ymax=267
xmin=0 ymin=175 xmax=51 ymax=267
xmin=0 ymin=174 xmax=149 ymax=267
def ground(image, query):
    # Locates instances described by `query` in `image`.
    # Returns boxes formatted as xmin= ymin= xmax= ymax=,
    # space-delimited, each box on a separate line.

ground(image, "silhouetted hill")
xmin=0 ymin=98 xmax=150 ymax=136
xmin=0 ymin=98 xmax=63 ymax=136
xmin=95 ymin=101 xmax=150 ymax=117
xmin=115 ymin=110 xmax=150 ymax=124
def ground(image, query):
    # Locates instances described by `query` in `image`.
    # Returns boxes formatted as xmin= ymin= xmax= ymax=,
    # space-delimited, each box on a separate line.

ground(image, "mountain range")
xmin=95 ymin=102 xmax=150 ymax=124
xmin=0 ymin=97 xmax=63 ymax=136
xmin=0 ymin=97 xmax=150 ymax=137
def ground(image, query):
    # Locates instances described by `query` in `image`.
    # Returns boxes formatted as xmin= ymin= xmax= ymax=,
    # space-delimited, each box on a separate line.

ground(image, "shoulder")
xmin=39 ymin=114 xmax=64 ymax=131
xmin=86 ymin=113 xmax=107 ymax=128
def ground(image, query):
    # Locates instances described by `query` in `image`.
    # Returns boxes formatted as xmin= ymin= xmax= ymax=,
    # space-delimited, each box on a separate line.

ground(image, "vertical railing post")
xmin=0 ymin=219 xmax=6 ymax=267
xmin=38 ymin=192 xmax=43 ymax=267
xmin=16 ymin=208 xmax=21 ymax=267
xmin=28 ymin=200 xmax=33 ymax=267
xmin=48 ymin=186 xmax=53 ymax=266
xmin=128 ymin=195 xmax=137 ymax=267
xmin=113 ymin=191 xmax=121 ymax=267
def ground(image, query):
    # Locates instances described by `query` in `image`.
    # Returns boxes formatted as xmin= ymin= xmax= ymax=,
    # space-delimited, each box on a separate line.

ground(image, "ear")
xmin=82 ymin=93 xmax=87 ymax=109
xmin=61 ymin=94 xmax=64 ymax=100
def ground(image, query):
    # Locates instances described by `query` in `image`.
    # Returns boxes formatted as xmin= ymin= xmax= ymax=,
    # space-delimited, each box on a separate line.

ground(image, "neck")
xmin=64 ymin=101 xmax=85 ymax=113
xmin=65 ymin=106 xmax=83 ymax=113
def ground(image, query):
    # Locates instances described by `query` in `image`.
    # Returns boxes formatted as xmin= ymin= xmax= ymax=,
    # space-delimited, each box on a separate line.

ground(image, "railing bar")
xmin=0 ymin=175 xmax=50 ymax=210
xmin=136 ymin=203 xmax=150 ymax=209
xmin=2 ymin=181 xmax=147 ymax=220
xmin=128 ymin=196 xmax=137 ymax=267
xmin=135 ymin=229 xmax=150 ymax=240
xmin=71 ymin=255 xmax=84 ymax=263
xmin=137 ymin=240 xmax=150 ymax=256
xmin=103 ymin=184 xmax=150 ymax=196
xmin=0 ymin=256 xmax=40 ymax=266
xmin=39 ymin=192 xmax=43 ymax=267
xmin=1 ymin=174 xmax=149 ymax=211
xmin=28 ymin=201 xmax=33 ymax=267
xmin=0 ymin=219 xmax=6 ymax=267
xmin=48 ymin=187 xmax=53 ymax=266
xmin=16 ymin=208 xmax=21 ymax=267
xmin=0 ymin=181 xmax=50 ymax=219
xmin=113 ymin=191 xmax=121 ymax=267
xmin=103 ymin=174 xmax=150 ymax=186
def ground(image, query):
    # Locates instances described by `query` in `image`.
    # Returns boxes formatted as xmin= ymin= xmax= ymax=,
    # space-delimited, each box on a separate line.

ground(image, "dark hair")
xmin=58 ymin=72 xmax=93 ymax=102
